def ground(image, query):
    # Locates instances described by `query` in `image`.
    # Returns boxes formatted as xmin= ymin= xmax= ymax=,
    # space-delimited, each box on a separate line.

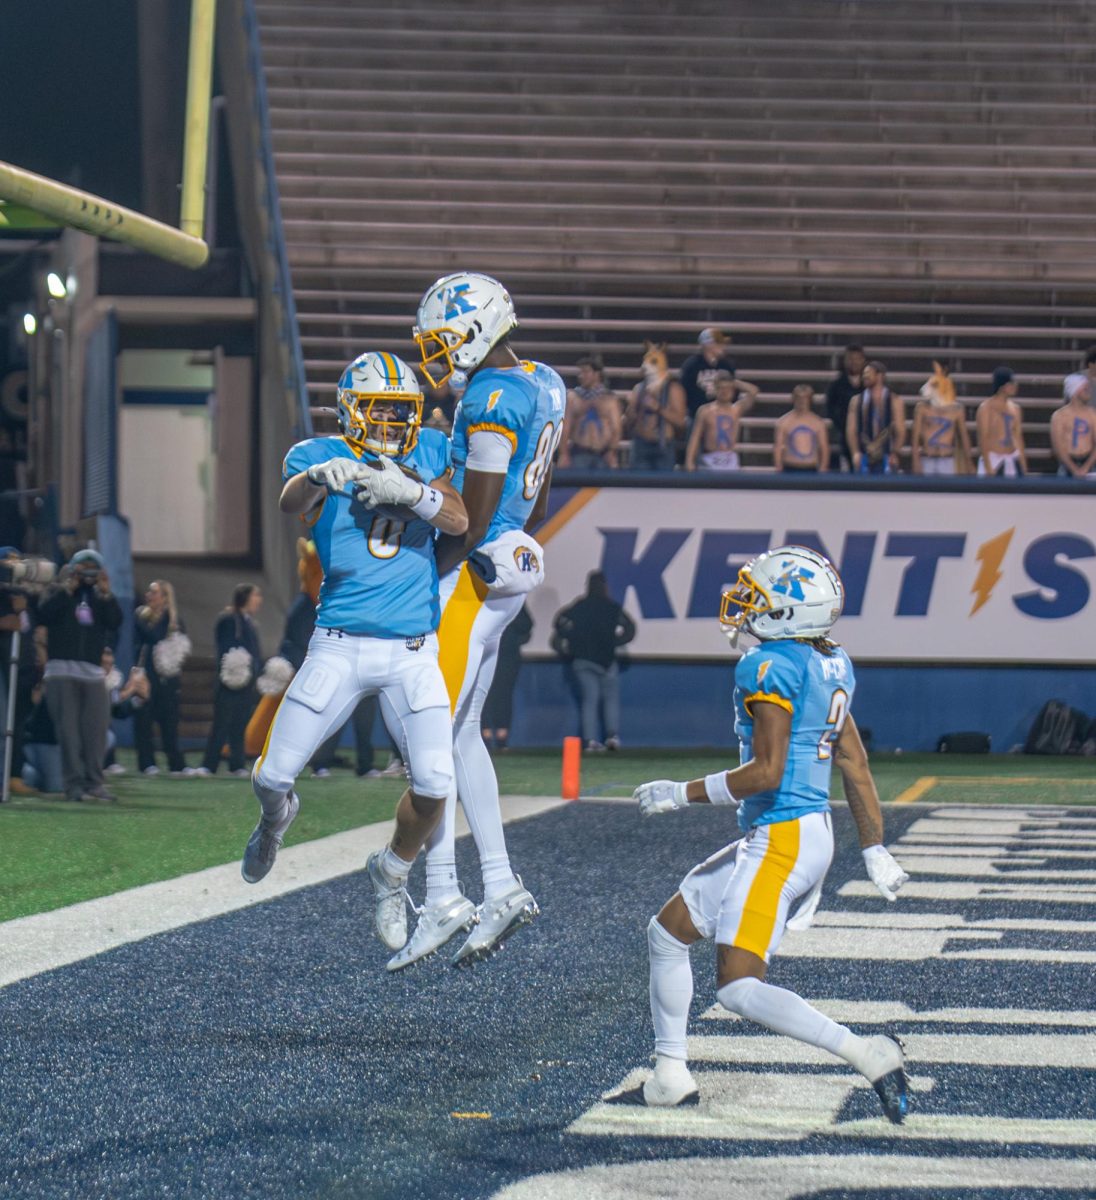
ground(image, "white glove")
xmin=306 ymin=458 xmax=372 ymax=492
xmin=634 ymin=779 xmax=689 ymax=817
xmin=862 ymin=844 xmax=909 ymax=902
xmin=353 ymin=456 xmax=424 ymax=509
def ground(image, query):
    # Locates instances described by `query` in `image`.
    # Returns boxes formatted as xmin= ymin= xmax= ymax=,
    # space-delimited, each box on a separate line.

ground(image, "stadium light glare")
xmin=23 ymin=313 xmax=37 ymax=335
xmin=46 ymin=272 xmax=67 ymax=299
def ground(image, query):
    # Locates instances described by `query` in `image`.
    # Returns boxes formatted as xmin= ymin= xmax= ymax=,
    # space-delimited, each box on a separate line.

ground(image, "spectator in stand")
xmin=424 ymin=370 xmax=467 ymax=433
xmin=679 ymin=328 xmax=738 ymax=420
xmin=976 ymin=367 xmax=1027 ymax=478
xmin=685 ymin=370 xmax=759 ymax=471
xmin=1082 ymin=347 xmax=1096 ymax=397
xmin=847 ymin=361 xmax=905 ymax=475
xmin=558 ymin=355 xmax=622 ymax=470
xmin=134 ymin=579 xmax=192 ymax=777
xmin=197 ymin=583 xmax=262 ymax=777
xmin=552 ymin=571 xmax=636 ymax=752
xmin=825 ymin=344 xmax=866 ymax=472
xmin=773 ymin=385 xmax=830 ymax=473
xmin=36 ymin=549 xmax=123 ymax=803
xmin=482 ymin=603 xmax=533 ymax=752
xmin=625 ymin=343 xmax=687 ymax=471
xmin=911 ymin=362 xmax=973 ymax=476
xmin=1050 ymin=374 xmax=1096 ymax=478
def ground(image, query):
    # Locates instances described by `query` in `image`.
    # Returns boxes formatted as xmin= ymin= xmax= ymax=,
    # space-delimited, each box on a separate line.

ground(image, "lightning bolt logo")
xmin=757 ymin=660 xmax=772 ymax=685
xmin=486 ymin=390 xmax=503 ymax=412
xmin=969 ymin=527 xmax=1015 ymax=616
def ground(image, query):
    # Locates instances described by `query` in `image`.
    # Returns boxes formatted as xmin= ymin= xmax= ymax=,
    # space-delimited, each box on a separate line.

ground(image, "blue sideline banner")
xmin=531 ymin=484 xmax=1096 ymax=664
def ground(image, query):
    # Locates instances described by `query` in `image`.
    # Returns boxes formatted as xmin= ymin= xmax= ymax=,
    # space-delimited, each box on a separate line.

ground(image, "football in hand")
xmin=360 ymin=457 xmax=424 ymax=523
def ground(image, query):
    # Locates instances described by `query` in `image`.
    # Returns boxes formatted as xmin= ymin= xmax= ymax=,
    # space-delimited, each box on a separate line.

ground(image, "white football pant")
xmin=423 ymin=563 xmax=525 ymax=903
xmin=253 ymin=627 xmax=454 ymax=814
xmin=680 ymin=811 xmax=834 ymax=959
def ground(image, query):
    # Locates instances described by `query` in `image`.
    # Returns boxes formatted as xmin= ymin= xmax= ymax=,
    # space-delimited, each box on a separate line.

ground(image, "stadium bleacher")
xmin=254 ymin=0 xmax=1096 ymax=468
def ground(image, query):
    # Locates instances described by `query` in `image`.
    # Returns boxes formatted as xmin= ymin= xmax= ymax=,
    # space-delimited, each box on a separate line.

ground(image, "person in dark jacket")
xmin=678 ymin=329 xmax=738 ymax=420
xmin=36 ymin=549 xmax=123 ymax=802
xmin=134 ymin=579 xmax=190 ymax=776
xmin=482 ymin=604 xmax=533 ymax=751
xmin=824 ymin=344 xmax=866 ymax=472
xmin=552 ymin=571 xmax=636 ymax=751
xmin=197 ymin=583 xmax=262 ymax=776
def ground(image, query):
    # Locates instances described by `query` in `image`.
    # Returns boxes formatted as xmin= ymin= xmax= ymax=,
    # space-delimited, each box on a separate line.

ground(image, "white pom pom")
xmin=219 ymin=646 xmax=253 ymax=689
xmin=257 ymin=655 xmax=295 ymax=695
xmin=104 ymin=667 xmax=123 ymax=693
xmin=152 ymin=632 xmax=192 ymax=678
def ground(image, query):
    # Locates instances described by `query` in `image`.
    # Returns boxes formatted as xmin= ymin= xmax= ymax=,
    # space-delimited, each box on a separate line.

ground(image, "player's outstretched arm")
xmin=834 ymin=714 xmax=909 ymax=901
xmin=280 ymin=471 xmax=326 ymax=515
xmin=635 ymin=700 xmax=791 ymax=816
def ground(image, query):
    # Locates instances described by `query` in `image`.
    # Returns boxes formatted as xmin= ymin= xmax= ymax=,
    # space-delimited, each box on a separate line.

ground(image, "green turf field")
xmin=1 ymin=749 xmax=1092 ymax=922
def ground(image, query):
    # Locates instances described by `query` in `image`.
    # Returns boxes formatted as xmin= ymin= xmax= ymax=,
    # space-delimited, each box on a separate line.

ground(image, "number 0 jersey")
xmin=451 ymin=360 xmax=567 ymax=545
xmin=733 ymin=639 xmax=856 ymax=832
xmin=282 ymin=430 xmax=450 ymax=637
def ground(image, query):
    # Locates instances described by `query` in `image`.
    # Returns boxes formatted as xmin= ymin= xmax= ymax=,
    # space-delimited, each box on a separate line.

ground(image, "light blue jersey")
xmin=733 ymin=639 xmax=856 ymax=832
xmin=282 ymin=430 xmax=451 ymax=637
xmin=451 ymin=360 xmax=567 ymax=545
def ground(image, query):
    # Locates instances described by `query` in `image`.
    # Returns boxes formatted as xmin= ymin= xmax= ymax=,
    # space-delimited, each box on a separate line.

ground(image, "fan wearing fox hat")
xmin=911 ymin=362 xmax=973 ymax=476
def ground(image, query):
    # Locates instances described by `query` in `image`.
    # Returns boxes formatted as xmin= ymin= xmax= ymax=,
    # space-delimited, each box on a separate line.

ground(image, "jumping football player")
xmin=629 ymin=546 xmax=912 ymax=1123
xmin=241 ymin=352 xmax=468 ymax=934
xmin=377 ymin=271 xmax=566 ymax=969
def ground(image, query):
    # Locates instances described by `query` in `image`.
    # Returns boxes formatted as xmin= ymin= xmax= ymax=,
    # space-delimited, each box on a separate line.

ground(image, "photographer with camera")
xmin=37 ymin=549 xmax=123 ymax=803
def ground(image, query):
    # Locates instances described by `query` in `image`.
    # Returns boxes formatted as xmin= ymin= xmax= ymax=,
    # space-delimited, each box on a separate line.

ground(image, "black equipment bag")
xmin=1024 ymin=701 xmax=1087 ymax=756
xmin=937 ymin=731 xmax=991 ymax=754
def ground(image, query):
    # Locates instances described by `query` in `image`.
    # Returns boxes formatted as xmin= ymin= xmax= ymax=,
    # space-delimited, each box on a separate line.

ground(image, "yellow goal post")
xmin=0 ymin=0 xmax=216 ymax=270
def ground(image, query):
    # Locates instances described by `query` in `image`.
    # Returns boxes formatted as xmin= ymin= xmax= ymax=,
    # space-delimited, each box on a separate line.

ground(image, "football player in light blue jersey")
xmin=243 ymin=352 xmax=471 ymax=959
xmin=627 ymin=546 xmax=911 ymax=1122
xmin=375 ymin=272 xmax=565 ymax=971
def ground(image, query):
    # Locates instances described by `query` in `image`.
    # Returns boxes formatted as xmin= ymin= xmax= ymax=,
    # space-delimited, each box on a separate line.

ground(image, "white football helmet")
xmin=336 ymin=351 xmax=423 ymax=457
xmin=719 ymin=545 xmax=844 ymax=645
xmin=412 ymin=272 xmax=518 ymax=385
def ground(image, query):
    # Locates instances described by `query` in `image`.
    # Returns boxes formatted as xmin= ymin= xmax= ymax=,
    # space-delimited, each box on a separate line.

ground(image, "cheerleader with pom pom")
xmin=134 ymin=580 xmax=193 ymax=776
xmin=197 ymin=583 xmax=263 ymax=777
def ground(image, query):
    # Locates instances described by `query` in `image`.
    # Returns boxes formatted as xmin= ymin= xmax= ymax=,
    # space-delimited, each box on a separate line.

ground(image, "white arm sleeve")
xmin=466 ymin=429 xmax=514 ymax=473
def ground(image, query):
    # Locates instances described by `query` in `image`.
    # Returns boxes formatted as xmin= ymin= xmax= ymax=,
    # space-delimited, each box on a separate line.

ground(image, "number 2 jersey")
xmin=281 ymin=429 xmax=450 ymax=638
xmin=733 ymin=639 xmax=856 ymax=833
xmin=450 ymin=360 xmax=567 ymax=546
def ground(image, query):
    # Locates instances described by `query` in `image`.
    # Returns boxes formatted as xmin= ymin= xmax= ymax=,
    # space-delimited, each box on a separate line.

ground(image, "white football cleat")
xmin=451 ymin=878 xmax=539 ymax=966
xmin=366 ymin=851 xmax=409 ymax=951
xmin=386 ymin=893 xmax=478 ymax=972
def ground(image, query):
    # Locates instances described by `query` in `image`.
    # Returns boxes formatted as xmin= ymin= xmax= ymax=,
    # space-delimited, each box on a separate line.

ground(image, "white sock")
xmin=647 ymin=917 xmax=693 ymax=1062
xmin=423 ymin=783 xmax=459 ymax=904
xmin=382 ymin=846 xmax=412 ymax=882
xmin=717 ymin=976 xmax=848 ymax=1057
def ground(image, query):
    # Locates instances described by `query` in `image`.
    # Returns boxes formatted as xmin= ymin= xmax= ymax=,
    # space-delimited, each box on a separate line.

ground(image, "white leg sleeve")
xmin=452 ymin=636 xmax=516 ymax=900
xmin=423 ymin=780 xmax=460 ymax=905
xmin=648 ymin=917 xmax=693 ymax=1061
xmin=717 ymin=976 xmax=848 ymax=1057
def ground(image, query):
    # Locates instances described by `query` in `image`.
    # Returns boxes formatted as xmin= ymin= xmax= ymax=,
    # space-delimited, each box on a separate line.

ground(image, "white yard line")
xmin=0 ymin=794 xmax=567 ymax=990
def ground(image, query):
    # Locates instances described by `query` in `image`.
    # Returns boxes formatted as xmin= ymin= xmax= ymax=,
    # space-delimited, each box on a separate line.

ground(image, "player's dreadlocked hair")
xmin=797 ymin=636 xmax=840 ymax=656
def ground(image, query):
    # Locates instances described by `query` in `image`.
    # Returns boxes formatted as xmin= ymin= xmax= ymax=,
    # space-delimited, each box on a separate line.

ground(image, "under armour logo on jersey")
xmin=514 ymin=546 xmax=540 ymax=573
xmin=486 ymin=390 xmax=503 ymax=412
xmin=771 ymin=564 xmax=815 ymax=602
xmin=442 ymin=284 xmax=475 ymax=319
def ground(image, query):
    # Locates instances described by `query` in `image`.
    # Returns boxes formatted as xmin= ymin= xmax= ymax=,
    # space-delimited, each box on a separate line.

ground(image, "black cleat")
xmin=871 ymin=1034 xmax=909 ymax=1125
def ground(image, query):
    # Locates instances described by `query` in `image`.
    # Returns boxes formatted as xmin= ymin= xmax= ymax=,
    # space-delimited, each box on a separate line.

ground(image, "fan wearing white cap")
xmin=626 ymin=546 xmax=911 ymax=1124
xmin=1051 ymin=373 xmax=1096 ymax=478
